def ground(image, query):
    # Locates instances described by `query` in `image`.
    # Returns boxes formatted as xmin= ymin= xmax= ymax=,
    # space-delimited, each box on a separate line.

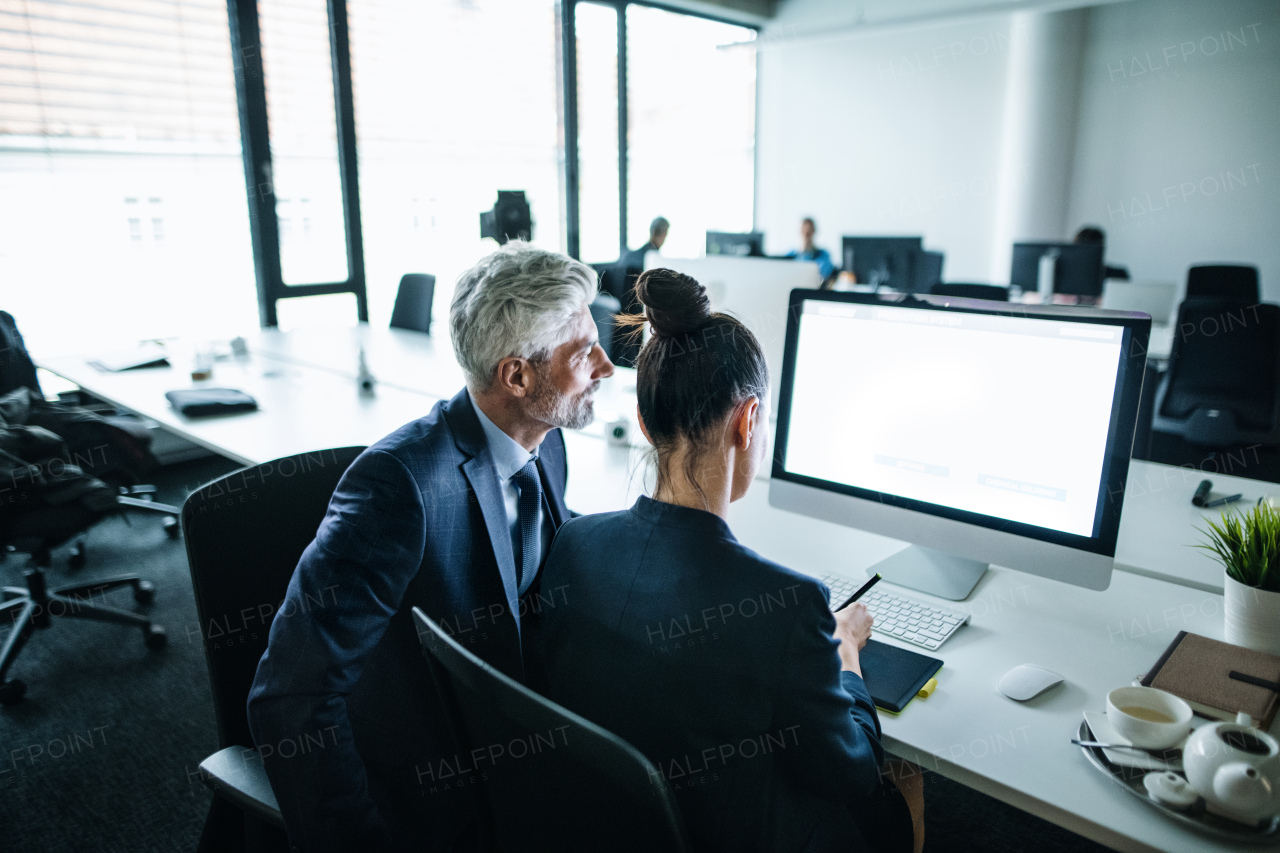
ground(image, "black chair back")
xmin=0 ymin=311 xmax=41 ymax=396
xmin=390 ymin=273 xmax=436 ymax=334
xmin=1186 ymin=264 xmax=1259 ymax=303
xmin=589 ymin=293 xmax=621 ymax=366
xmin=411 ymin=608 xmax=690 ymax=853
xmin=182 ymin=447 xmax=364 ymax=749
xmin=1154 ymin=298 xmax=1280 ymax=446
xmin=930 ymin=283 xmax=1009 ymax=302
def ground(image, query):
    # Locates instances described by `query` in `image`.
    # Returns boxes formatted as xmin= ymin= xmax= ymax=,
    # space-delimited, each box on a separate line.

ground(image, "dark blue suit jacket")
xmin=247 ymin=389 xmax=570 ymax=852
xmin=535 ymin=496 xmax=885 ymax=853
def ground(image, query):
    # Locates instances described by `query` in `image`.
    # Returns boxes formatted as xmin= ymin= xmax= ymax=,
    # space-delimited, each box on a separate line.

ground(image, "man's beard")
xmin=527 ymin=375 xmax=599 ymax=431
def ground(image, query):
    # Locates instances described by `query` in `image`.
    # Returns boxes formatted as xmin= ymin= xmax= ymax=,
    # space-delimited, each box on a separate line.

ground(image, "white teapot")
xmin=1183 ymin=713 xmax=1280 ymax=826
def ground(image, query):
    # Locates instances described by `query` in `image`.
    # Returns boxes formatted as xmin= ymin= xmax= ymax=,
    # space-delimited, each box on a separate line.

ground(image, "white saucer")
xmin=1082 ymin=711 xmax=1186 ymax=771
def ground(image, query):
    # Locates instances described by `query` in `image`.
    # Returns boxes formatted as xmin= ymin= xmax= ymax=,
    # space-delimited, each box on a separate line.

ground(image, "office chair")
xmin=1 ymin=311 xmax=177 ymax=547
xmin=182 ymin=446 xmax=365 ymax=853
xmin=412 ymin=607 xmax=692 ymax=853
xmin=390 ymin=273 xmax=436 ymax=334
xmin=589 ymin=293 xmax=621 ymax=367
xmin=1186 ymin=264 xmax=1259 ymax=304
xmin=1152 ymin=298 xmax=1280 ymax=447
xmin=0 ymin=474 xmax=176 ymax=705
xmin=930 ymin=283 xmax=1010 ymax=302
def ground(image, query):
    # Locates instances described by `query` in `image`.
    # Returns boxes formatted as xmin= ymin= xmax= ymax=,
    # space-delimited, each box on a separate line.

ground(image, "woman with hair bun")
xmin=535 ymin=269 xmax=922 ymax=852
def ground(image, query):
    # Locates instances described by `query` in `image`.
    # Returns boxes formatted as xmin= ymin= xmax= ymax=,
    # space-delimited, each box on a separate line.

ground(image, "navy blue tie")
xmin=512 ymin=458 xmax=543 ymax=592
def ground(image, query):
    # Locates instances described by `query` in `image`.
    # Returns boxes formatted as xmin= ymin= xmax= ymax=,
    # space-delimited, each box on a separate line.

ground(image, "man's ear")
xmin=494 ymin=356 xmax=533 ymax=398
xmin=734 ymin=397 xmax=759 ymax=450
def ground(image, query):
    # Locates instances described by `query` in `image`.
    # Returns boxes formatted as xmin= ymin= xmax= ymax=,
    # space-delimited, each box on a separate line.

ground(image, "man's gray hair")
xmin=650 ymin=216 xmax=669 ymax=236
xmin=450 ymin=241 xmax=598 ymax=389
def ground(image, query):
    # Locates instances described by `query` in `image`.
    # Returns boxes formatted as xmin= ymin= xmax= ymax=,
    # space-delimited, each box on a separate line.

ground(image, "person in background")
xmin=1073 ymin=225 xmax=1130 ymax=281
xmin=535 ymin=268 xmax=924 ymax=853
xmin=247 ymin=242 xmax=614 ymax=852
xmin=611 ymin=216 xmax=670 ymax=367
xmin=786 ymin=217 xmax=836 ymax=282
xmin=624 ymin=216 xmax=669 ymax=272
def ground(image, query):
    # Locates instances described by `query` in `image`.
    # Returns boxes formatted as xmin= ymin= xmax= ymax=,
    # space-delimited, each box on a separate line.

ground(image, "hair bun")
xmin=635 ymin=268 xmax=712 ymax=338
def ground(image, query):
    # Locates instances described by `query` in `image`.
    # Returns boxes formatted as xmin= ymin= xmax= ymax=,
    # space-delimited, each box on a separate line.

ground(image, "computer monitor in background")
xmin=1010 ymin=242 xmax=1105 ymax=298
xmin=915 ymin=250 xmax=945 ymax=293
xmin=706 ymin=231 xmax=764 ymax=257
xmin=647 ymin=255 xmax=822 ymax=415
xmin=770 ymin=290 xmax=1150 ymax=600
xmin=842 ymin=236 xmax=924 ymax=292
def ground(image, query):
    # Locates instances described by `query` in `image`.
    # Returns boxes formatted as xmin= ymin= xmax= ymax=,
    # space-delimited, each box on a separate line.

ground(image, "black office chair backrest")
xmin=1157 ymin=298 xmax=1280 ymax=444
xmin=0 ymin=311 xmax=41 ymax=396
xmin=1186 ymin=264 xmax=1259 ymax=303
xmin=411 ymin=608 xmax=691 ymax=853
xmin=182 ymin=447 xmax=365 ymax=749
xmin=390 ymin=273 xmax=436 ymax=334
xmin=930 ymin=283 xmax=1009 ymax=302
xmin=589 ymin=292 xmax=621 ymax=364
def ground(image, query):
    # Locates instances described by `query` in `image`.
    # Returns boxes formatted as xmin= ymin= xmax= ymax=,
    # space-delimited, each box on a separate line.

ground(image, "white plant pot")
xmin=1224 ymin=573 xmax=1280 ymax=654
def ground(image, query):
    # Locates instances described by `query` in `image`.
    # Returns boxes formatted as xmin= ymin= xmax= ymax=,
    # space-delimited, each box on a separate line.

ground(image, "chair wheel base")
xmin=145 ymin=625 xmax=167 ymax=650
xmin=134 ymin=581 xmax=156 ymax=605
xmin=0 ymin=679 xmax=27 ymax=706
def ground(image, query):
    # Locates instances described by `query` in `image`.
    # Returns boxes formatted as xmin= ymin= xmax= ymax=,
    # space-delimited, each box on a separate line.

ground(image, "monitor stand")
xmin=867 ymin=546 xmax=987 ymax=601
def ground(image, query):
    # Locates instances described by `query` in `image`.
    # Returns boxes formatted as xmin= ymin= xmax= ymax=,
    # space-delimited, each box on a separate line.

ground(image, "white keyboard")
xmin=821 ymin=574 xmax=969 ymax=651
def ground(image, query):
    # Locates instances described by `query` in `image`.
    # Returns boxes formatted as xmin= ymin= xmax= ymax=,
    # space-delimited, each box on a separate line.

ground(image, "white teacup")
xmin=1107 ymin=686 xmax=1193 ymax=750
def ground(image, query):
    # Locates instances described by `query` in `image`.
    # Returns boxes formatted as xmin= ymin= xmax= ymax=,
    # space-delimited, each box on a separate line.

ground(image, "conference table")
xmin=37 ymin=328 xmax=1277 ymax=853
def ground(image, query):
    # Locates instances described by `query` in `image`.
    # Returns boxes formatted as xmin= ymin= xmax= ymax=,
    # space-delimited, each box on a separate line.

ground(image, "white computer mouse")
xmin=998 ymin=664 xmax=1065 ymax=701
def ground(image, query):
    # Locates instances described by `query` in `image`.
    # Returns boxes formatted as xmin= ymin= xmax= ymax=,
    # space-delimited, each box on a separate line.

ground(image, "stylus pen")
xmin=1203 ymin=493 xmax=1244 ymax=509
xmin=836 ymin=573 xmax=882 ymax=612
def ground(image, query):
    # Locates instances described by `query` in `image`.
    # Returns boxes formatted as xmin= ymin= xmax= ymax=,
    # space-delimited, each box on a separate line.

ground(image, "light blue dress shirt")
xmin=785 ymin=247 xmax=835 ymax=280
xmin=469 ymin=391 xmax=551 ymax=594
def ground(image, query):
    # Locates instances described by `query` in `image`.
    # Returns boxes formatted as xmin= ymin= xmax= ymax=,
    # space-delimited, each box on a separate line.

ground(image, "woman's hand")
xmin=833 ymin=602 xmax=873 ymax=675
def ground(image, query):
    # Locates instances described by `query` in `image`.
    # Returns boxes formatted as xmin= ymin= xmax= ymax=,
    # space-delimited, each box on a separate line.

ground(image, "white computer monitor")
xmin=644 ymin=255 xmax=822 ymax=414
xmin=769 ymin=290 xmax=1151 ymax=599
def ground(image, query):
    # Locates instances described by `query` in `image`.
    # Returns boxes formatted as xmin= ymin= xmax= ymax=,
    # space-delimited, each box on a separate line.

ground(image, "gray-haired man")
xmin=247 ymin=242 xmax=614 ymax=852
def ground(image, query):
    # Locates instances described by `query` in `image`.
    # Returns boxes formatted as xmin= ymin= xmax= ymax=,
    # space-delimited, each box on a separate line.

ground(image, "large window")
xmin=573 ymin=1 xmax=756 ymax=263
xmin=347 ymin=0 xmax=567 ymax=327
xmin=626 ymin=6 xmax=756 ymax=260
xmin=0 ymin=0 xmax=257 ymax=354
xmin=575 ymin=2 xmax=621 ymax=265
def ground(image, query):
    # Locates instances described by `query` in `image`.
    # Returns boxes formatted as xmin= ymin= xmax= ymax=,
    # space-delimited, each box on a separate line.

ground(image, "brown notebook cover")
xmin=1140 ymin=631 xmax=1280 ymax=729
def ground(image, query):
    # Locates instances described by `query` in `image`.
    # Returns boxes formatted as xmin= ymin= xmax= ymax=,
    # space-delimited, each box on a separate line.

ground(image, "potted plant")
xmin=1200 ymin=501 xmax=1280 ymax=654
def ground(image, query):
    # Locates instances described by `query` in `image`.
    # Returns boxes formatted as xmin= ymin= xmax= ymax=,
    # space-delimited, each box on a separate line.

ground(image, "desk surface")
xmin=38 ymin=335 xmax=1276 ymax=853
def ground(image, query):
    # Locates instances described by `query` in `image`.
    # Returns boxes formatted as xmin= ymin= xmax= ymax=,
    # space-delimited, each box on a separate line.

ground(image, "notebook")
xmin=859 ymin=639 xmax=943 ymax=714
xmin=1140 ymin=631 xmax=1280 ymax=729
xmin=88 ymin=343 xmax=170 ymax=372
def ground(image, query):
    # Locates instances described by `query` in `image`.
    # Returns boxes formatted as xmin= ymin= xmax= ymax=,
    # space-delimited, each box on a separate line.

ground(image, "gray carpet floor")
xmin=0 ymin=455 xmax=1113 ymax=853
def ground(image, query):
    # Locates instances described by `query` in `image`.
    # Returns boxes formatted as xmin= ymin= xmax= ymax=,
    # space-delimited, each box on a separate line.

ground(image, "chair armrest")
xmin=198 ymin=746 xmax=285 ymax=829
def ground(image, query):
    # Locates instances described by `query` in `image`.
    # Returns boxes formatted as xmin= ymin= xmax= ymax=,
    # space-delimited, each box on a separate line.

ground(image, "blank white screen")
xmin=782 ymin=302 xmax=1124 ymax=537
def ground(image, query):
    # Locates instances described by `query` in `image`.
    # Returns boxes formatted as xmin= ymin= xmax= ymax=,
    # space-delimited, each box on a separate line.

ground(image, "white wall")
xmin=1065 ymin=0 xmax=1280 ymax=300
xmin=756 ymin=10 xmax=1017 ymax=281
xmin=759 ymin=0 xmax=1280 ymax=297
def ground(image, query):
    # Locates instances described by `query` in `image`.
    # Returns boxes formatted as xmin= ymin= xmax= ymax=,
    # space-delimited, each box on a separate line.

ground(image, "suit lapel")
xmin=446 ymin=390 xmax=522 ymax=639
xmin=537 ymin=428 xmax=570 ymax=529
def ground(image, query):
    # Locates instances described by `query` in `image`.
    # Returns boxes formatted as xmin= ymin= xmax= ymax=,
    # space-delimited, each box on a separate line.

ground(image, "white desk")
xmin=38 ymin=347 xmax=441 ymax=468
xmin=37 ymin=340 xmax=1279 ymax=853
xmin=1116 ymin=459 xmax=1270 ymax=593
